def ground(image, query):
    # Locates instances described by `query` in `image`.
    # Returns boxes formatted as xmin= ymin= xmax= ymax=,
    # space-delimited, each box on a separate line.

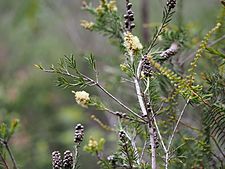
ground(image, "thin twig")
xmin=208 ymin=34 xmax=225 ymax=47
xmin=211 ymin=136 xmax=225 ymax=159
xmin=148 ymin=122 xmax=157 ymax=169
xmin=0 ymin=138 xmax=19 ymax=169
xmin=0 ymin=154 xmax=9 ymax=169
xmin=179 ymin=121 xmax=201 ymax=133
xmin=153 ymin=117 xmax=167 ymax=153
xmin=96 ymin=83 xmax=144 ymax=120
xmin=133 ymin=77 xmax=148 ymax=117
xmin=148 ymin=105 xmax=167 ymax=153
xmin=167 ymin=100 xmax=189 ymax=150
xmin=129 ymin=51 xmax=156 ymax=168
xmin=5 ymin=143 xmax=19 ymax=169
xmin=180 ymin=34 xmax=225 ymax=66
xmin=165 ymin=99 xmax=189 ymax=169
xmin=42 ymin=68 xmax=144 ymax=121
xmin=140 ymin=140 xmax=147 ymax=162
xmin=169 ymin=143 xmax=186 ymax=158
xmin=104 ymin=108 xmax=146 ymax=124
xmin=121 ymin=77 xmax=135 ymax=84
xmin=73 ymin=145 xmax=80 ymax=169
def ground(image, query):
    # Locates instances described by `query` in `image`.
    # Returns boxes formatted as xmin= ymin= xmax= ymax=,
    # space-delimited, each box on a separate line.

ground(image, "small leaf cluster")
xmin=82 ymin=0 xmax=123 ymax=47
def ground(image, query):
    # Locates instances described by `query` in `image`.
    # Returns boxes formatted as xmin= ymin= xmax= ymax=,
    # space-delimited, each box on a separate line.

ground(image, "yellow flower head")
xmin=80 ymin=20 xmax=94 ymax=30
xmin=100 ymin=0 xmax=107 ymax=5
xmin=96 ymin=5 xmax=104 ymax=15
xmin=108 ymin=0 xmax=117 ymax=12
xmin=124 ymin=32 xmax=143 ymax=55
xmin=72 ymin=90 xmax=90 ymax=107
xmin=88 ymin=138 xmax=98 ymax=149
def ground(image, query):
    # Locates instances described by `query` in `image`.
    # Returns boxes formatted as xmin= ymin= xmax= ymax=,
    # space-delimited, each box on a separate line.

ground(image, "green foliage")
xmin=204 ymin=104 xmax=225 ymax=146
xmin=83 ymin=137 xmax=106 ymax=154
xmin=82 ymin=0 xmax=123 ymax=48
xmin=161 ymin=28 xmax=187 ymax=48
xmin=0 ymin=116 xmax=20 ymax=169
xmin=0 ymin=118 xmax=19 ymax=141
xmin=146 ymin=3 xmax=176 ymax=54
xmin=206 ymin=47 xmax=225 ymax=59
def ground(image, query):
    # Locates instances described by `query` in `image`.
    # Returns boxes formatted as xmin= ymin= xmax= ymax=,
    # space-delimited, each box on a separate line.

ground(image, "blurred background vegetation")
xmin=0 ymin=0 xmax=221 ymax=168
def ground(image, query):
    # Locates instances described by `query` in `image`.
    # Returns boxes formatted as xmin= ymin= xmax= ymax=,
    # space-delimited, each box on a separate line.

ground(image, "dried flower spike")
xmin=52 ymin=151 xmax=62 ymax=169
xmin=160 ymin=42 xmax=179 ymax=59
xmin=124 ymin=0 xmax=135 ymax=32
xmin=167 ymin=0 xmax=176 ymax=11
xmin=63 ymin=150 xmax=73 ymax=169
xmin=74 ymin=124 xmax=84 ymax=144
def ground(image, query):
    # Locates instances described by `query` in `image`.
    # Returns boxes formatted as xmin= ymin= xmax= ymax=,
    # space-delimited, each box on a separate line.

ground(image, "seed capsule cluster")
xmin=166 ymin=0 xmax=176 ymax=11
xmin=107 ymin=155 xmax=117 ymax=167
xmin=115 ymin=111 xmax=127 ymax=119
xmin=52 ymin=151 xmax=63 ymax=169
xmin=124 ymin=0 xmax=135 ymax=32
xmin=63 ymin=150 xmax=73 ymax=169
xmin=146 ymin=103 xmax=159 ymax=148
xmin=153 ymin=128 xmax=159 ymax=148
xmin=141 ymin=55 xmax=154 ymax=78
xmin=74 ymin=124 xmax=84 ymax=144
xmin=119 ymin=130 xmax=126 ymax=142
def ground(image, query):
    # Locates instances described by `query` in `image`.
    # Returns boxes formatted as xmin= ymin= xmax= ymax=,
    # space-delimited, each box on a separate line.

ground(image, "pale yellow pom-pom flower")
xmin=108 ymin=0 xmax=117 ymax=12
xmin=80 ymin=20 xmax=94 ymax=30
xmin=72 ymin=90 xmax=90 ymax=108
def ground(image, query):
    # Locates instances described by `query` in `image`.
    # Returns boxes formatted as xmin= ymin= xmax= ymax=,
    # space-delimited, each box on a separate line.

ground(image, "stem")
xmin=133 ymin=77 xmax=148 ymax=117
xmin=180 ymin=34 xmax=225 ymax=66
xmin=104 ymin=108 xmax=146 ymax=124
xmin=43 ymin=68 xmax=144 ymax=121
xmin=165 ymin=99 xmax=189 ymax=169
xmin=148 ymin=122 xmax=156 ymax=169
xmin=5 ymin=143 xmax=19 ymax=169
xmin=129 ymin=51 xmax=156 ymax=169
xmin=96 ymin=83 xmax=144 ymax=120
xmin=79 ymin=72 xmax=144 ymax=120
xmin=149 ymin=104 xmax=167 ymax=153
xmin=167 ymin=100 xmax=189 ymax=150
xmin=208 ymin=34 xmax=225 ymax=47
xmin=73 ymin=144 xmax=79 ymax=169
xmin=0 ymin=154 xmax=9 ymax=169
xmin=153 ymin=118 xmax=167 ymax=152
xmin=211 ymin=136 xmax=225 ymax=159
xmin=165 ymin=151 xmax=169 ymax=169
xmin=132 ymin=54 xmax=148 ymax=117
xmin=146 ymin=8 xmax=174 ymax=55
xmin=140 ymin=140 xmax=147 ymax=162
